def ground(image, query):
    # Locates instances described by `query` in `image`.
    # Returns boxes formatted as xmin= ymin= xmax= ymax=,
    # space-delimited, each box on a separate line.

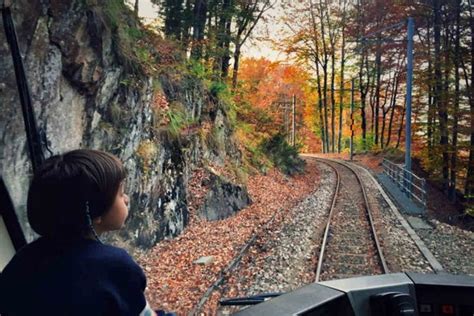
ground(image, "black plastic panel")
xmin=407 ymin=273 xmax=474 ymax=316
xmin=234 ymin=283 xmax=353 ymax=316
xmin=230 ymin=273 xmax=474 ymax=316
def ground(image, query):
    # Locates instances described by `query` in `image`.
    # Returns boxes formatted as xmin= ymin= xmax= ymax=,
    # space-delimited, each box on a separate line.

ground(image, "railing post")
xmin=383 ymin=158 xmax=426 ymax=210
xmin=422 ymin=178 xmax=427 ymax=208
xmin=398 ymin=166 xmax=404 ymax=191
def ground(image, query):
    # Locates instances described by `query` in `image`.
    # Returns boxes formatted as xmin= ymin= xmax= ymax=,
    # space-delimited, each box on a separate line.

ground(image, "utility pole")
xmin=350 ymin=79 xmax=355 ymax=161
xmin=353 ymin=18 xmax=414 ymax=195
xmin=284 ymin=100 xmax=289 ymax=141
xmin=292 ymin=95 xmax=296 ymax=146
xmin=405 ymin=17 xmax=414 ymax=174
xmin=404 ymin=17 xmax=414 ymax=196
xmin=286 ymin=101 xmax=290 ymax=142
xmin=276 ymin=97 xmax=293 ymax=143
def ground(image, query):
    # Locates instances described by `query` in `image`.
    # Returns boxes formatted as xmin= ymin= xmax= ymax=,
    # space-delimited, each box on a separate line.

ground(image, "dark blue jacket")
xmin=0 ymin=237 xmax=147 ymax=315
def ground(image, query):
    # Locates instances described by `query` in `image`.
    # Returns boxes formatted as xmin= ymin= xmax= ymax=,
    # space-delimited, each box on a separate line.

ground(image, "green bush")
xmin=102 ymin=0 xmax=127 ymax=29
xmin=260 ymin=133 xmax=305 ymax=175
xmin=209 ymin=81 xmax=227 ymax=97
xmin=166 ymin=107 xmax=187 ymax=136
xmin=353 ymin=132 xmax=375 ymax=152
xmin=465 ymin=207 xmax=474 ymax=217
xmin=186 ymin=59 xmax=211 ymax=81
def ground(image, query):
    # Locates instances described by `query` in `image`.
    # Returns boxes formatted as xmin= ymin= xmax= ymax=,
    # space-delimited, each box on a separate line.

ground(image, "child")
xmin=0 ymin=149 xmax=157 ymax=316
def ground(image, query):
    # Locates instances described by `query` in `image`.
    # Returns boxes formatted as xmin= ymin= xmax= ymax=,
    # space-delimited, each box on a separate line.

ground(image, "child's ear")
xmin=93 ymin=217 xmax=102 ymax=225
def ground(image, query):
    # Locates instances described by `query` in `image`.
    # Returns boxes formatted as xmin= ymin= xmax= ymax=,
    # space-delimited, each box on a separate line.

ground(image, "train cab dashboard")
xmin=233 ymin=273 xmax=474 ymax=316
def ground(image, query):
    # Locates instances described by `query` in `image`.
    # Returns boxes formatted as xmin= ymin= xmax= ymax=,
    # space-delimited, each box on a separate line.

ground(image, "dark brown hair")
xmin=27 ymin=149 xmax=126 ymax=238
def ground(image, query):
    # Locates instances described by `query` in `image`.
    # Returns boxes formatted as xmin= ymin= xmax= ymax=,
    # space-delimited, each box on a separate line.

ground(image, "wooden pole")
xmin=292 ymin=95 xmax=296 ymax=146
xmin=350 ymin=79 xmax=355 ymax=161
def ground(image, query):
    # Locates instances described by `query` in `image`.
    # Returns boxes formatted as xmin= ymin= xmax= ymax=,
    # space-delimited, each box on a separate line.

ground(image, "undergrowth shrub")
xmin=354 ymin=132 xmax=374 ymax=152
xmin=260 ymin=133 xmax=305 ymax=175
xmin=165 ymin=102 xmax=198 ymax=137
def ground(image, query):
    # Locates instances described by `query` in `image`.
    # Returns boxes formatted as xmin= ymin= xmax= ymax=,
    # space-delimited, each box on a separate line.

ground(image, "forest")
xmin=136 ymin=0 xmax=474 ymax=212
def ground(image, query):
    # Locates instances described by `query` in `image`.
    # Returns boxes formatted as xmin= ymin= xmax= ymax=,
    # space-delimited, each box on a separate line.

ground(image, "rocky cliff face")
xmin=0 ymin=0 xmax=250 ymax=250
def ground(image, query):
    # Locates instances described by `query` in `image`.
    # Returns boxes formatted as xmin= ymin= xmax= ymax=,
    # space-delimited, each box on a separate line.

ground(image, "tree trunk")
xmin=205 ymin=1 xmax=217 ymax=63
xmin=312 ymin=54 xmax=326 ymax=152
xmin=134 ymin=0 xmax=139 ymax=16
xmin=441 ymin=3 xmax=451 ymax=194
xmin=374 ymin=36 xmax=382 ymax=146
xmin=325 ymin=0 xmax=336 ymax=153
xmin=309 ymin=0 xmax=326 ymax=153
xmin=449 ymin=0 xmax=460 ymax=201
xmin=380 ymin=75 xmax=393 ymax=148
xmin=318 ymin=0 xmax=330 ymax=152
xmin=386 ymin=70 xmax=400 ymax=148
xmin=231 ymin=0 xmax=270 ymax=87
xmin=323 ymin=64 xmax=330 ymax=152
xmin=218 ymin=0 xmax=232 ymax=79
xmin=338 ymin=16 xmax=346 ymax=153
xmin=426 ymin=15 xmax=434 ymax=151
xmin=330 ymin=52 xmax=336 ymax=153
xmin=433 ymin=0 xmax=449 ymax=192
xmin=315 ymin=59 xmax=326 ymax=153
xmin=465 ymin=3 xmax=474 ymax=199
xmin=231 ymin=42 xmax=241 ymax=89
xmin=359 ymin=52 xmax=368 ymax=151
xmin=182 ymin=0 xmax=193 ymax=53
xmin=396 ymin=99 xmax=407 ymax=149
xmin=191 ymin=0 xmax=208 ymax=60
xmin=222 ymin=6 xmax=232 ymax=78
xmin=369 ymin=66 xmax=376 ymax=136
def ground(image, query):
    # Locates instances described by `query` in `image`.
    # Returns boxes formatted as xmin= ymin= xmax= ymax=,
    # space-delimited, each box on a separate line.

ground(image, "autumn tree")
xmin=161 ymin=0 xmax=184 ymax=39
xmin=154 ymin=0 xmax=272 ymax=81
xmin=236 ymin=58 xmax=315 ymax=146
xmin=153 ymin=0 xmax=474 ymax=205
xmin=231 ymin=0 xmax=274 ymax=87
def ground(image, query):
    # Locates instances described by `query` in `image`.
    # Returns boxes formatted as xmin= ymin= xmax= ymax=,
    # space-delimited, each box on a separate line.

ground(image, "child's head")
xmin=27 ymin=149 xmax=129 ymax=239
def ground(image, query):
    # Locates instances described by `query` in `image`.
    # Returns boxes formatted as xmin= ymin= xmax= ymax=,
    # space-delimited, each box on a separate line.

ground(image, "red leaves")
xmin=138 ymin=160 xmax=320 ymax=314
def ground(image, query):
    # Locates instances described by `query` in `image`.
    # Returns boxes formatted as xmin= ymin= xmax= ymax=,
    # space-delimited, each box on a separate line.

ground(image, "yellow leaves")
xmin=136 ymin=139 xmax=158 ymax=174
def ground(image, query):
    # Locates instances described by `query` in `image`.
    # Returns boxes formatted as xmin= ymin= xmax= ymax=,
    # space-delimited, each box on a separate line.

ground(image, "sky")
xmin=130 ymin=0 xmax=285 ymax=61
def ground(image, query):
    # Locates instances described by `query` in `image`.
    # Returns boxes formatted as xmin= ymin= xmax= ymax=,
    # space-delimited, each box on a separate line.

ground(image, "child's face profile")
xmin=94 ymin=181 xmax=129 ymax=233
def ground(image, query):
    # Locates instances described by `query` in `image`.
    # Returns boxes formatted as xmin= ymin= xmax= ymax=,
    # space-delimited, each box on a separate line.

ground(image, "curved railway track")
xmin=315 ymin=158 xmax=389 ymax=282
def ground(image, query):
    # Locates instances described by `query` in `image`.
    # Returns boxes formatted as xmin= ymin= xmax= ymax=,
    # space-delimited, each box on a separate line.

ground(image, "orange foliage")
xmin=237 ymin=58 xmax=312 ymax=109
xmin=236 ymin=58 xmax=316 ymax=137
xmin=233 ymin=57 xmax=330 ymax=154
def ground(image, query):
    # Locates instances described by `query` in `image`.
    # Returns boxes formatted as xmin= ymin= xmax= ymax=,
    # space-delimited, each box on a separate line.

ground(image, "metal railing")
xmin=382 ymin=158 xmax=427 ymax=208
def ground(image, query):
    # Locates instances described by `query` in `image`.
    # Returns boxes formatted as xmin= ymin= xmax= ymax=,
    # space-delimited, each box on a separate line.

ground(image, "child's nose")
xmin=124 ymin=194 xmax=130 ymax=206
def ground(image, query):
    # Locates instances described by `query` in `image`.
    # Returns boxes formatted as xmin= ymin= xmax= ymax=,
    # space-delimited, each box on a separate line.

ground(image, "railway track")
xmin=315 ymin=158 xmax=389 ymax=281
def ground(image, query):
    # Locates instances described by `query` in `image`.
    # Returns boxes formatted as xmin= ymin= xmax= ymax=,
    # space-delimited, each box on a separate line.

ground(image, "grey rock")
xmin=194 ymin=256 xmax=215 ymax=265
xmin=199 ymin=174 xmax=251 ymax=221
xmin=0 ymin=0 xmax=244 ymax=252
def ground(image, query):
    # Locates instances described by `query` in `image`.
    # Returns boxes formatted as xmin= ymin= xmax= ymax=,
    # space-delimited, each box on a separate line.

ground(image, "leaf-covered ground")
xmin=138 ymin=159 xmax=320 ymax=314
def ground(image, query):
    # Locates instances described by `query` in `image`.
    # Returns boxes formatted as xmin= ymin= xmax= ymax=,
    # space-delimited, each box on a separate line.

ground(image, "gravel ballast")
xmin=247 ymin=162 xmax=335 ymax=293
xmin=416 ymin=219 xmax=474 ymax=275
xmin=352 ymin=162 xmax=473 ymax=276
xmin=351 ymin=163 xmax=435 ymax=273
xmin=213 ymin=162 xmax=335 ymax=314
xmin=212 ymin=157 xmax=473 ymax=314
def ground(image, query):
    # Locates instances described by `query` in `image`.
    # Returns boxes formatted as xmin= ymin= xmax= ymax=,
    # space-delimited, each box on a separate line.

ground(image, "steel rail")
xmin=341 ymin=160 xmax=390 ymax=274
xmin=314 ymin=159 xmax=341 ymax=282
xmin=314 ymin=158 xmax=389 ymax=282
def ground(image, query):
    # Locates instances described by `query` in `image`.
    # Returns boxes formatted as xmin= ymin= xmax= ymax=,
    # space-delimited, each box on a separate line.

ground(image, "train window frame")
xmin=0 ymin=177 xmax=27 ymax=271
